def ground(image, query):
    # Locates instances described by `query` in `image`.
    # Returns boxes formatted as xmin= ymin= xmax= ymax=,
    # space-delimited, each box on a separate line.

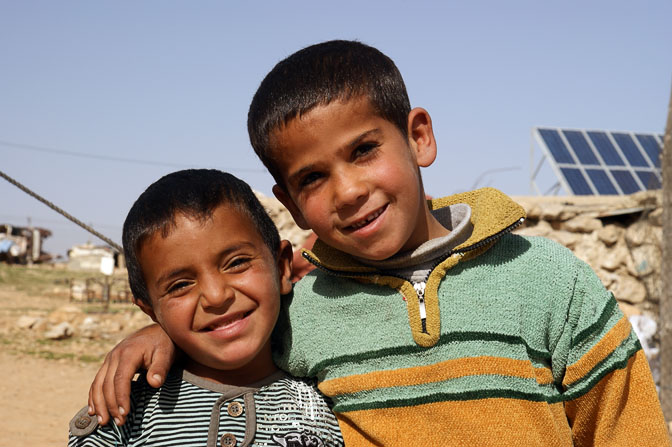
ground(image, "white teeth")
xmin=207 ymin=314 xmax=244 ymax=331
xmin=351 ymin=208 xmax=383 ymax=229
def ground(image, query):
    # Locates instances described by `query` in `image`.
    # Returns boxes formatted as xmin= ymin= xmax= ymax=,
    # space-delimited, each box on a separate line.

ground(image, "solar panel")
xmin=533 ymin=127 xmax=662 ymax=196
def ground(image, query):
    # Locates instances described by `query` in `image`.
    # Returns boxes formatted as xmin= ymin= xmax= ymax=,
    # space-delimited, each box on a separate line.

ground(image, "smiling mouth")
xmin=347 ymin=205 xmax=387 ymax=230
xmin=203 ymin=311 xmax=252 ymax=331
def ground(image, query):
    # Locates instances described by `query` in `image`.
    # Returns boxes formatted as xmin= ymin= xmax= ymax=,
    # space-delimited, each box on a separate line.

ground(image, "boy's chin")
xmin=339 ymin=243 xmax=402 ymax=261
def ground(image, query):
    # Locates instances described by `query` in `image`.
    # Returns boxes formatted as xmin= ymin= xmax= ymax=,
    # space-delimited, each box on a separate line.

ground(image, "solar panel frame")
xmin=533 ymin=127 xmax=662 ymax=196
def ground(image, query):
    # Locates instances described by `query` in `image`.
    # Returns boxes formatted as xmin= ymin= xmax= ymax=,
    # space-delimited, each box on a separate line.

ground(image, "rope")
xmin=0 ymin=169 xmax=122 ymax=253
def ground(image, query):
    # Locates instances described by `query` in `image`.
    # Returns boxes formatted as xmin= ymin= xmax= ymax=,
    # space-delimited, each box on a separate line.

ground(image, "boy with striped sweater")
xmin=70 ymin=169 xmax=343 ymax=447
xmin=90 ymin=41 xmax=669 ymax=446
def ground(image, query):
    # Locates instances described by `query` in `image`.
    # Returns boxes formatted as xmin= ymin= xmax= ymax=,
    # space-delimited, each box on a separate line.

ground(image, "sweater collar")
xmin=301 ymin=187 xmax=526 ymax=273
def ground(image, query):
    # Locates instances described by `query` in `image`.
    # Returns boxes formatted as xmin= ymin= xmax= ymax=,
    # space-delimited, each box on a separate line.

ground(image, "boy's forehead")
xmin=137 ymin=204 xmax=271 ymax=264
xmin=268 ymin=96 xmax=381 ymax=169
xmin=141 ymin=203 xmax=250 ymax=245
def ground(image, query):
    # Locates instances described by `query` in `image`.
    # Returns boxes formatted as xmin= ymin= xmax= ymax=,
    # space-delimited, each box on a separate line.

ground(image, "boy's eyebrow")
xmin=286 ymin=128 xmax=381 ymax=185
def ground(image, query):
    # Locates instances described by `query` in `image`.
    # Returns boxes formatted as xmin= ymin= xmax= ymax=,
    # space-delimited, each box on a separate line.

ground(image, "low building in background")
xmin=66 ymin=242 xmax=121 ymax=271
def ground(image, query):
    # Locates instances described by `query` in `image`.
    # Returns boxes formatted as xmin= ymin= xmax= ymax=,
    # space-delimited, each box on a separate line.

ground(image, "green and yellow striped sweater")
xmin=273 ymin=188 xmax=669 ymax=446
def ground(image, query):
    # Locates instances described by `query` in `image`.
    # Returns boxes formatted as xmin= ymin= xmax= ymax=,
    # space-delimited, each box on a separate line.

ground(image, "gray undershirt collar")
xmin=356 ymin=203 xmax=473 ymax=272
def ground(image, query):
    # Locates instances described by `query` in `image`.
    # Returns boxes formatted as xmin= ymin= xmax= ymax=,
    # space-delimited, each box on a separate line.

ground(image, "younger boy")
xmin=90 ymin=41 xmax=670 ymax=446
xmin=70 ymin=169 xmax=343 ymax=446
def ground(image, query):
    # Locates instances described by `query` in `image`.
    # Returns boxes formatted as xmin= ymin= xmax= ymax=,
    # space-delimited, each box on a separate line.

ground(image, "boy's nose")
xmin=333 ymin=169 xmax=368 ymax=209
xmin=198 ymin=275 xmax=234 ymax=309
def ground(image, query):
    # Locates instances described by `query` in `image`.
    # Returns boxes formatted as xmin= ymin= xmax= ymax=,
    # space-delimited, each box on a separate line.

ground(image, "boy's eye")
xmin=225 ymin=256 xmax=252 ymax=271
xmin=299 ymin=172 xmax=323 ymax=188
xmin=353 ymin=142 xmax=379 ymax=159
xmin=166 ymin=280 xmax=191 ymax=295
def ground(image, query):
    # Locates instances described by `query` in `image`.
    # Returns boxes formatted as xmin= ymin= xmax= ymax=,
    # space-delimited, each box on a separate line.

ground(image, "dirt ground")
xmin=0 ymin=350 xmax=100 ymax=446
xmin=0 ymin=265 xmax=151 ymax=447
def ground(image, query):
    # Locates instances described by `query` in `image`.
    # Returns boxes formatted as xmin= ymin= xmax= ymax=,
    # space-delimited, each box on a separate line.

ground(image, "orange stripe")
xmin=319 ymin=356 xmax=554 ymax=397
xmin=565 ymin=350 xmax=670 ymax=446
xmin=564 ymin=316 xmax=632 ymax=386
xmin=335 ymin=398 xmax=572 ymax=446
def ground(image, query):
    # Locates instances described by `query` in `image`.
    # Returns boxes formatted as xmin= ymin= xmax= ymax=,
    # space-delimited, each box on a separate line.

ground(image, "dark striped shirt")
xmin=69 ymin=369 xmax=343 ymax=447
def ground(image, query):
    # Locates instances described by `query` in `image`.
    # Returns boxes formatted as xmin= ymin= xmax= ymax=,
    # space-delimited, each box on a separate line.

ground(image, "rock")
xmin=100 ymin=319 xmax=123 ymax=333
xmin=648 ymin=208 xmax=662 ymax=226
xmin=561 ymin=215 xmax=603 ymax=233
xmin=618 ymin=302 xmax=641 ymax=318
xmin=128 ymin=310 xmax=153 ymax=328
xmin=572 ymin=237 xmax=605 ymax=266
xmin=629 ymin=315 xmax=659 ymax=360
xmin=547 ymin=230 xmax=582 ymax=250
xmin=596 ymin=225 xmax=623 ymax=246
xmin=44 ymin=322 xmax=74 ymax=340
xmin=539 ymin=203 xmax=565 ymax=221
xmin=47 ymin=305 xmax=83 ymax=324
xmin=79 ymin=316 xmax=100 ymax=339
xmin=627 ymin=244 xmax=660 ymax=278
xmin=515 ymin=220 xmax=553 ymax=238
xmin=16 ymin=316 xmax=42 ymax=329
xmin=524 ymin=204 xmax=542 ymax=220
xmin=651 ymin=226 xmax=662 ymax=247
xmin=595 ymin=268 xmax=617 ymax=289
xmin=600 ymin=243 xmax=629 ymax=272
xmin=624 ymin=221 xmax=652 ymax=247
xmin=50 ymin=286 xmax=69 ymax=295
xmin=256 ymin=193 xmax=312 ymax=249
xmin=611 ymin=272 xmax=647 ymax=304
xmin=640 ymin=274 xmax=661 ymax=303
xmin=69 ymin=281 xmax=88 ymax=301
xmin=558 ymin=209 xmax=579 ymax=221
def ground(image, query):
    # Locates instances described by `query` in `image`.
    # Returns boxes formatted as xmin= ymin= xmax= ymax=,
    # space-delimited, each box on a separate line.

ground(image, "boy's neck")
xmin=181 ymin=349 xmax=279 ymax=387
xmin=398 ymin=197 xmax=451 ymax=254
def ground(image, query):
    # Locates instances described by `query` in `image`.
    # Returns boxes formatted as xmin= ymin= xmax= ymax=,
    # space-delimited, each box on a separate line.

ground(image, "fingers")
xmin=144 ymin=340 xmax=175 ymax=388
xmin=110 ymin=352 xmax=143 ymax=425
xmin=102 ymin=350 xmax=125 ymax=425
xmin=85 ymin=323 xmax=176 ymax=427
xmin=88 ymin=358 xmax=108 ymax=425
xmin=88 ymin=352 xmax=115 ymax=426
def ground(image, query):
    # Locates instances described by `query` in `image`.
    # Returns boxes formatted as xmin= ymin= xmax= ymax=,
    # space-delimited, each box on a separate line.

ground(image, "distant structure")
xmin=67 ymin=242 xmax=122 ymax=271
xmin=531 ymin=127 xmax=662 ymax=196
xmin=0 ymin=223 xmax=52 ymax=264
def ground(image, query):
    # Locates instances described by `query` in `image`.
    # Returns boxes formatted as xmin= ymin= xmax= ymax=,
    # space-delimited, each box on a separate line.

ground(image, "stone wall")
xmin=255 ymin=192 xmax=314 ymax=250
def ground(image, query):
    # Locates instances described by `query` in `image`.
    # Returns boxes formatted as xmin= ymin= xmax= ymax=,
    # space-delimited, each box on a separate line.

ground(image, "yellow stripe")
xmin=319 ymin=356 xmax=554 ymax=397
xmin=564 ymin=315 xmax=632 ymax=386
xmin=335 ymin=398 xmax=572 ymax=447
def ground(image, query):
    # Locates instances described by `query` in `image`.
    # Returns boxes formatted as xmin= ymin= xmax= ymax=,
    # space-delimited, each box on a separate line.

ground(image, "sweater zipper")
xmin=302 ymin=217 xmax=526 ymax=324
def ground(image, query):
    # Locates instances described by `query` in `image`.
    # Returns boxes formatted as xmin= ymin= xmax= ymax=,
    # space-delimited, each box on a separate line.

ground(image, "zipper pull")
xmin=414 ymin=281 xmax=427 ymax=320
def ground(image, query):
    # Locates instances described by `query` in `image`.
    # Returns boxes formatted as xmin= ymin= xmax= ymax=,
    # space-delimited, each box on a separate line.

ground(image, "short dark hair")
xmin=123 ymin=169 xmax=280 ymax=306
xmin=247 ymin=39 xmax=411 ymax=186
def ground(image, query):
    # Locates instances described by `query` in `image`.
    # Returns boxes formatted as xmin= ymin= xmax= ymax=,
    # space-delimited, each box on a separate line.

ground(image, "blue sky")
xmin=1 ymin=1 xmax=671 ymax=257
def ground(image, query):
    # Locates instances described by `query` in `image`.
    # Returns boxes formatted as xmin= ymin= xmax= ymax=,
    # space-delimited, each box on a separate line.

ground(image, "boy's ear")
xmin=407 ymin=107 xmax=437 ymax=168
xmin=134 ymin=297 xmax=158 ymax=323
xmin=272 ymin=184 xmax=310 ymax=230
xmin=276 ymin=239 xmax=294 ymax=295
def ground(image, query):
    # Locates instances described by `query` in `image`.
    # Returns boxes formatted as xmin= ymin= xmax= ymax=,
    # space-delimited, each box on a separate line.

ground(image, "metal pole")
xmin=660 ymin=79 xmax=672 ymax=421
